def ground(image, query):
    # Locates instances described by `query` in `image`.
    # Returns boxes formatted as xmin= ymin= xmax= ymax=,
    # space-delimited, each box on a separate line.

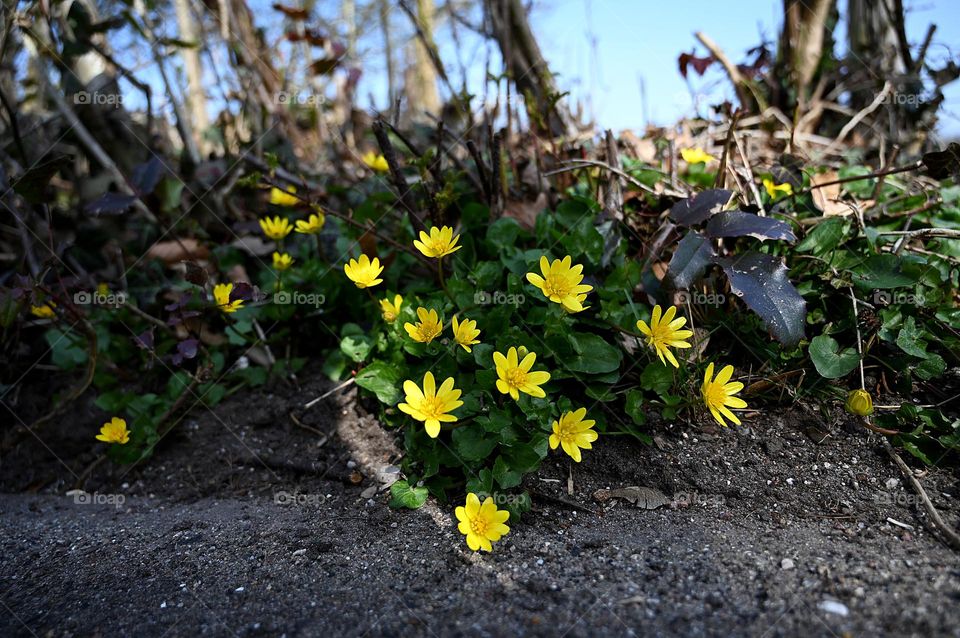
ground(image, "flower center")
xmin=417 ymin=323 xmax=440 ymax=341
xmin=470 ymin=517 xmax=489 ymax=536
xmin=419 ymin=396 xmax=445 ymax=419
xmin=506 ymin=368 xmax=527 ymax=388
xmin=543 ymin=276 xmax=571 ymax=299
xmin=557 ymin=427 xmax=575 ymax=444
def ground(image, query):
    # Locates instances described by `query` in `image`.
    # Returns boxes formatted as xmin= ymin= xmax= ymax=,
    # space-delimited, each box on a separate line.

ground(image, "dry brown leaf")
xmin=226 ymin=264 xmax=250 ymax=284
xmin=231 ymin=236 xmax=275 ymax=257
xmin=811 ymin=171 xmax=852 ymax=216
xmin=504 ymin=192 xmax=548 ymax=230
xmin=146 ymin=239 xmax=209 ymax=265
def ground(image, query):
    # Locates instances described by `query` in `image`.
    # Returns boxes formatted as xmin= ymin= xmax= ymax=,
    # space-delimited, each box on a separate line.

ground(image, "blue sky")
xmin=524 ymin=0 xmax=960 ymax=137
xmin=110 ymin=0 xmax=960 ymax=140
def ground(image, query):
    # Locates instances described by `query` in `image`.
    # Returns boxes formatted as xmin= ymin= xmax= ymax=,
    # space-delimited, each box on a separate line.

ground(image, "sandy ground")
xmin=1 ymin=376 xmax=958 ymax=637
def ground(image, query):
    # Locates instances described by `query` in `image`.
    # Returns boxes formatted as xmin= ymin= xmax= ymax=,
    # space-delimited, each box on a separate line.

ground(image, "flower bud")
xmin=845 ymin=389 xmax=874 ymax=416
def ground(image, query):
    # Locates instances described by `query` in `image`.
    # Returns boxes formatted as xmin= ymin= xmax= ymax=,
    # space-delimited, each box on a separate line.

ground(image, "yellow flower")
xmin=259 ymin=216 xmax=293 ymax=240
xmin=549 ymin=407 xmax=598 ymax=463
xmin=404 ymin=307 xmax=443 ymax=344
xmin=96 ymin=282 xmax=110 ymax=297
xmin=680 ymin=147 xmax=716 ymax=164
xmin=96 ymin=417 xmax=130 ymax=444
xmin=493 ymin=346 xmax=551 ymax=400
xmin=294 ymin=212 xmax=325 ymax=234
xmin=30 ymin=303 xmax=56 ymax=318
xmin=272 ymin=252 xmax=294 ymax=271
xmin=451 ymin=316 xmax=481 ymax=352
xmin=269 ymin=185 xmax=299 ymax=207
xmin=343 ymin=254 xmax=384 ymax=289
xmin=362 ymin=151 xmax=389 ymax=172
xmin=414 ymin=226 xmax=462 ymax=258
xmin=455 ymin=492 xmax=510 ymax=552
xmin=762 ymin=177 xmax=793 ymax=199
xmin=526 ymin=255 xmax=593 ymax=313
xmin=701 ymin=362 xmax=748 ymax=427
xmin=636 ymin=304 xmax=694 ymax=368
xmin=398 ymin=371 xmax=463 ymax=438
xmin=213 ymin=282 xmax=244 ymax=313
xmin=380 ymin=294 xmax=403 ymax=323
xmin=845 ymin=389 xmax=874 ymax=416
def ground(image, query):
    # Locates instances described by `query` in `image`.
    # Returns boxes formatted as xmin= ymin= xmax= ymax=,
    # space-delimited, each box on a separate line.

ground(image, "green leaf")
xmin=796 ymin=218 xmax=848 ymax=255
xmin=355 ymin=361 xmax=403 ymax=404
xmin=896 ymin=316 xmax=929 ymax=358
xmin=640 ymin=362 xmax=673 ymax=395
xmin=493 ymin=455 xmax=523 ymax=489
xmin=625 ymin=389 xmax=646 ymax=425
xmin=389 ymin=480 xmax=429 ymax=509
xmin=566 ymin=333 xmax=622 ymax=374
xmin=915 ymin=354 xmax=946 ymax=380
xmin=809 ymin=334 xmax=860 ymax=379
xmin=45 ymin=328 xmax=88 ymax=370
xmin=849 ymin=255 xmax=916 ymax=289
xmin=340 ymin=334 xmax=373 ymax=363
xmin=472 ymin=343 xmax=495 ymax=367
xmin=451 ymin=425 xmax=499 ymax=462
xmin=487 ymin=218 xmax=523 ymax=248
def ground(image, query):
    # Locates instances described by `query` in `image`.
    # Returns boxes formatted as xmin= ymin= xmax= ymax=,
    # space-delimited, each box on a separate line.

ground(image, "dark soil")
xmin=1 ymin=371 xmax=959 ymax=637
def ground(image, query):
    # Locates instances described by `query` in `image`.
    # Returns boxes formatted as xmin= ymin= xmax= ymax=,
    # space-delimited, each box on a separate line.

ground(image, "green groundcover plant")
xmin=10 ymin=142 xmax=960 ymax=553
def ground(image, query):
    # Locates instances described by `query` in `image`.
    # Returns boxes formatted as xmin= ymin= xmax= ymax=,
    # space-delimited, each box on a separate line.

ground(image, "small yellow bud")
xmin=845 ymin=389 xmax=874 ymax=416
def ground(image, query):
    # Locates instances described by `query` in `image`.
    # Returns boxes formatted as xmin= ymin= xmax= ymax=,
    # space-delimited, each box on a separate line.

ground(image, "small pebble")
xmin=781 ymin=558 xmax=795 ymax=570
xmin=818 ymin=600 xmax=849 ymax=616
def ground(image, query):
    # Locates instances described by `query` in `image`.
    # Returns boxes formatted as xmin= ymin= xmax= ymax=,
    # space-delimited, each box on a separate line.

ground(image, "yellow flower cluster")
xmin=343 ymin=231 xmax=604 ymax=551
xmin=636 ymin=304 xmax=748 ymax=427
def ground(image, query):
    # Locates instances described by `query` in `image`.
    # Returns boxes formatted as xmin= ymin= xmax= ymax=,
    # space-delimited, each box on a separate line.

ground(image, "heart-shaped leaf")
xmin=809 ymin=334 xmax=860 ymax=379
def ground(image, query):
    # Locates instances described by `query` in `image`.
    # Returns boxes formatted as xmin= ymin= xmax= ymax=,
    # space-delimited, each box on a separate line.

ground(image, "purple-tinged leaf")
xmin=177 ymin=338 xmax=199 ymax=360
xmin=134 ymin=328 xmax=154 ymax=350
xmin=718 ymin=251 xmax=806 ymax=347
xmin=183 ymin=261 xmax=208 ymax=287
xmin=771 ymin=153 xmax=805 ymax=189
xmin=922 ymin=143 xmax=960 ymax=179
xmin=669 ymin=189 xmax=733 ymax=226
xmin=705 ymin=211 xmax=796 ymax=242
xmin=666 ymin=231 xmax=717 ymax=290
xmin=131 ymin=156 xmax=170 ymax=195
xmin=84 ymin=192 xmax=137 ymax=215
xmin=230 ymin=282 xmax=257 ymax=302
